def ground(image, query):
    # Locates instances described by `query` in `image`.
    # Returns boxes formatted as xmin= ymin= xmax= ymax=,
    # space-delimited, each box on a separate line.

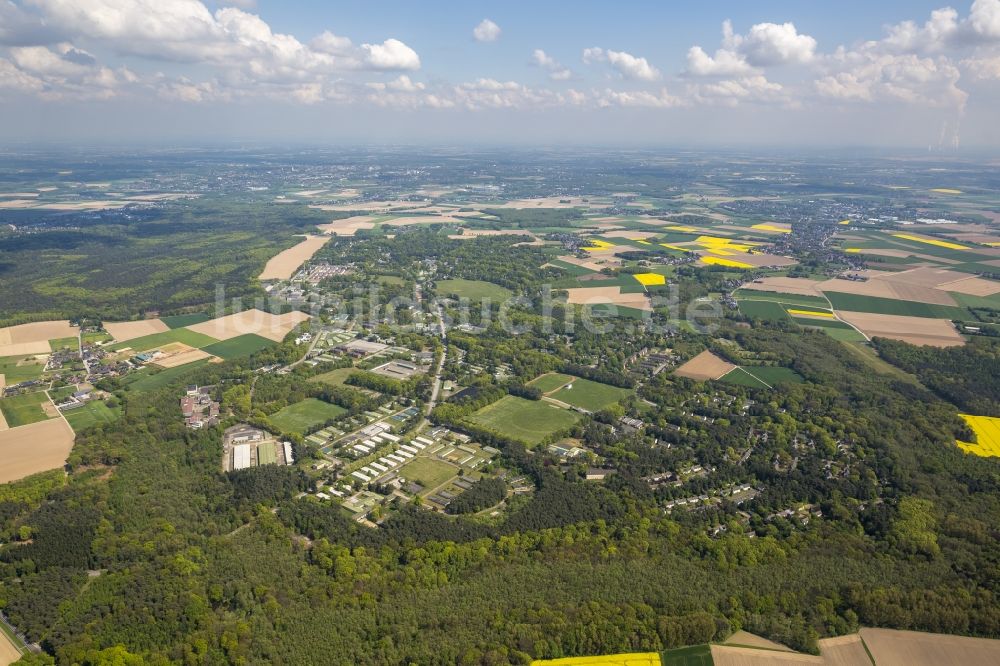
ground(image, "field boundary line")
xmin=735 ymin=366 xmax=772 ymax=389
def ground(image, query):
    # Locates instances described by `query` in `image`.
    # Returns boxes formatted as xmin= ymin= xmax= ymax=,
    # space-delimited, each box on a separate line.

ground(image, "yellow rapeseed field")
xmin=660 ymin=242 xmax=690 ymax=252
xmin=633 ymin=273 xmax=666 ymax=286
xmin=530 ymin=653 xmax=661 ymax=666
xmin=701 ymin=256 xmax=754 ymax=269
xmin=844 ymin=248 xmax=862 ymax=253
xmin=956 ymin=414 xmax=1000 ymax=458
xmin=665 ymin=225 xmax=699 ymax=232
xmin=930 ymin=188 xmax=962 ymax=194
xmin=891 ymin=233 xmax=968 ymax=250
xmin=839 ymin=219 xmax=852 ymax=225
xmin=751 ymin=223 xmax=792 ymax=233
xmin=787 ymin=308 xmax=835 ymax=318
xmin=694 ymin=236 xmax=760 ymax=253
xmin=582 ymin=239 xmax=616 ymax=251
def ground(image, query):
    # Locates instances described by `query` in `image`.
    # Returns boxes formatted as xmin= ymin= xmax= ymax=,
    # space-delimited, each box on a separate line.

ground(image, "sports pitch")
xmin=269 ymin=398 xmax=347 ymax=434
xmin=550 ymin=378 xmax=631 ymax=412
xmin=467 ymin=395 xmax=580 ymax=447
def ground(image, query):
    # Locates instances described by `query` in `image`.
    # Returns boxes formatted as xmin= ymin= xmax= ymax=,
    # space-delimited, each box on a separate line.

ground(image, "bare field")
xmin=818 ymin=277 xmax=957 ymax=306
xmin=0 ymin=341 xmax=51 ymax=356
xmin=725 ymin=631 xmax=793 ymax=652
xmin=316 ymin=215 xmax=376 ymax=236
xmin=309 ymin=200 xmax=416 ymax=212
xmin=259 ymin=235 xmax=330 ymax=280
xmin=152 ymin=348 xmax=214 ymax=368
xmin=837 ymin=311 xmax=964 ymax=347
xmin=557 ymin=255 xmax=623 ymax=271
xmin=860 ymin=627 xmax=1000 ymax=666
xmin=674 ymin=350 xmax=736 ymax=380
xmin=0 ymin=417 xmax=75 ymax=483
xmin=488 ymin=196 xmax=609 ymax=209
xmin=815 ymin=635 xmax=870 ymax=666
xmin=740 ymin=277 xmax=824 ymax=297
xmin=710 ymin=645 xmax=823 ymax=665
xmin=602 ymin=230 xmax=661 ymax=239
xmin=0 ymin=631 xmax=21 ymax=666
xmin=564 ymin=286 xmax=651 ymax=310
xmin=724 ymin=252 xmax=798 ymax=267
xmin=187 ymin=309 xmax=310 ymax=342
xmin=0 ymin=320 xmax=76 ymax=345
xmin=942 ymin=276 xmax=1000 ymax=296
xmin=105 ymin=319 xmax=169 ymax=342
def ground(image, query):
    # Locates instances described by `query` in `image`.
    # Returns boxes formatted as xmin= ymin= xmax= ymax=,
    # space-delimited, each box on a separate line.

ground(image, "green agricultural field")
xmin=399 ymin=456 xmax=457 ymax=491
xmin=0 ymin=391 xmax=53 ymax=427
xmin=108 ymin=328 xmax=218 ymax=352
xmin=733 ymin=290 xmax=830 ymax=308
xmin=269 ymin=398 xmax=347 ymax=434
xmin=0 ymin=356 xmax=45 ymax=384
xmin=528 ymin=372 xmax=573 ymax=393
xmin=661 ymin=644 xmax=713 ymax=666
xmin=49 ymin=336 xmax=79 ymax=352
xmin=435 ymin=278 xmax=512 ymax=301
xmin=309 ymin=367 xmax=357 ymax=386
xmin=201 ymin=334 xmax=273 ymax=360
xmin=160 ymin=313 xmax=211 ymax=329
xmin=65 ymin=400 xmax=122 ymax=432
xmin=375 ymin=275 xmax=405 ymax=286
xmin=793 ymin=317 xmax=868 ymax=341
xmin=721 ymin=366 xmax=804 ymax=389
xmin=739 ymin=300 xmax=791 ymax=322
xmin=547 ymin=259 xmax=597 ymax=276
xmin=466 ymin=395 xmax=580 ymax=447
xmin=258 ymin=441 xmax=278 ymax=465
xmin=824 ymin=292 xmax=969 ymax=319
xmin=82 ymin=330 xmax=113 ymax=345
xmin=127 ymin=360 xmax=210 ymax=392
xmin=550 ymin=377 xmax=632 ymax=412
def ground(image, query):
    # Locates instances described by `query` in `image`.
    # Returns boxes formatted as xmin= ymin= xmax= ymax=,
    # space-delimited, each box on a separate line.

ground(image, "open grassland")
xmin=126 ymin=360 xmax=209 ymax=392
xmin=0 ymin=391 xmax=54 ymax=428
xmin=550 ymin=377 xmax=632 ymax=412
xmin=48 ymin=336 xmax=79 ymax=352
xmin=159 ymin=313 xmax=211 ymax=329
xmin=467 ymin=395 xmax=580 ymax=447
xmin=661 ymin=645 xmax=713 ymax=666
xmin=65 ymin=400 xmax=122 ymax=432
xmin=269 ymin=398 xmax=347 ymax=434
xmin=399 ymin=456 xmax=457 ymax=491
xmin=201 ymin=334 xmax=274 ymax=360
xmin=108 ymin=327 xmax=218 ymax=353
xmin=259 ymin=234 xmax=330 ymax=280
xmin=528 ymin=372 xmax=574 ymax=393
xmin=739 ymin=300 xmax=792 ymax=322
xmin=674 ymin=350 xmax=736 ymax=381
xmin=435 ymin=278 xmax=512 ymax=301
xmin=104 ymin=319 xmax=169 ymax=342
xmin=0 ymin=417 xmax=74 ymax=483
xmin=721 ymin=366 xmax=804 ymax=389
xmin=794 ymin=318 xmax=868 ymax=342
xmin=0 ymin=356 xmax=45 ymax=384
xmin=956 ymin=414 xmax=1000 ymax=457
xmin=309 ymin=367 xmax=357 ymax=386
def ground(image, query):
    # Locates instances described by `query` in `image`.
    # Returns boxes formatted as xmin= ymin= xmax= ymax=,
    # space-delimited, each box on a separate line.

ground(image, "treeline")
xmin=446 ymin=478 xmax=506 ymax=514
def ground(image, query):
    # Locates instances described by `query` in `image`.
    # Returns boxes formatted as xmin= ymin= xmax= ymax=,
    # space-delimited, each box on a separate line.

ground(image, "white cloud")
xmin=816 ymin=49 xmax=967 ymax=109
xmin=360 ymin=39 xmax=420 ymax=70
xmin=531 ymin=49 xmax=572 ymax=80
xmin=583 ymin=47 xmax=660 ymax=80
xmin=969 ymin=0 xmax=1000 ymax=39
xmin=686 ymin=19 xmax=815 ymax=77
xmin=473 ymin=19 xmax=501 ymax=43
xmin=596 ymin=87 xmax=681 ymax=108
xmin=687 ymin=75 xmax=785 ymax=106
xmin=962 ymin=54 xmax=1000 ymax=77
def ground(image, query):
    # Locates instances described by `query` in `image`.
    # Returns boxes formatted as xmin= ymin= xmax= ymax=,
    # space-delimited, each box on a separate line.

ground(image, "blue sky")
xmin=2 ymin=0 xmax=1000 ymax=147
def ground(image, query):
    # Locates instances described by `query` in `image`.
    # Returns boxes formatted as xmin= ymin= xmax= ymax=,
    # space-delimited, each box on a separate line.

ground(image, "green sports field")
xmin=435 ymin=278 xmax=512 ymax=301
xmin=550 ymin=377 xmax=631 ymax=412
xmin=466 ymin=395 xmax=580 ymax=447
xmin=108 ymin=328 xmax=218 ymax=352
xmin=65 ymin=400 xmax=122 ymax=432
xmin=201 ymin=334 xmax=274 ymax=360
xmin=399 ymin=456 xmax=457 ymax=491
xmin=528 ymin=372 xmax=574 ymax=393
xmin=309 ymin=367 xmax=358 ymax=386
xmin=160 ymin=313 xmax=211 ymax=329
xmin=0 ymin=391 xmax=53 ymax=427
xmin=269 ymin=398 xmax=347 ymax=434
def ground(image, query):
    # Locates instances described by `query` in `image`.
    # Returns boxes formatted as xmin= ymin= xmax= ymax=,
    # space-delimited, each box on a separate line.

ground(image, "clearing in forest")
xmin=674 ymin=350 xmax=736 ymax=381
xmin=0 ymin=417 xmax=75 ymax=483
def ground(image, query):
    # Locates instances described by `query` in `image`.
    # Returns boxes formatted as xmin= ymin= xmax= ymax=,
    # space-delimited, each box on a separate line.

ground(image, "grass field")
xmin=65 ymin=400 xmax=122 ymax=432
xmin=160 ymin=313 xmax=211 ymax=329
xmin=269 ymin=398 xmax=347 ymax=433
xmin=436 ymin=278 xmax=512 ymax=301
xmin=82 ymin=330 xmax=113 ymax=345
xmin=309 ymin=367 xmax=357 ymax=386
xmin=108 ymin=327 xmax=218 ymax=352
xmin=733 ymin=290 xmax=830 ymax=308
xmin=661 ymin=644 xmax=712 ymax=666
xmin=824 ymin=291 xmax=969 ymax=319
xmin=399 ymin=456 xmax=457 ymax=490
xmin=127 ymin=360 xmax=209 ymax=392
xmin=0 ymin=355 xmax=45 ymax=384
xmin=376 ymin=274 xmax=405 ymax=286
xmin=467 ymin=395 xmax=580 ymax=447
xmin=721 ymin=366 xmax=804 ymax=388
xmin=0 ymin=391 xmax=54 ymax=427
xmin=528 ymin=372 xmax=574 ymax=393
xmin=738 ymin=300 xmax=791 ymax=322
xmin=550 ymin=377 xmax=631 ymax=412
xmin=49 ymin=336 xmax=79 ymax=352
xmin=201 ymin=333 xmax=274 ymax=360
xmin=794 ymin=317 xmax=868 ymax=341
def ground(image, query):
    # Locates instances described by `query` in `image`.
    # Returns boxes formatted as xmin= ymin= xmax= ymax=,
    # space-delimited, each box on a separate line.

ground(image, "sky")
xmin=2 ymin=0 xmax=1000 ymax=148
